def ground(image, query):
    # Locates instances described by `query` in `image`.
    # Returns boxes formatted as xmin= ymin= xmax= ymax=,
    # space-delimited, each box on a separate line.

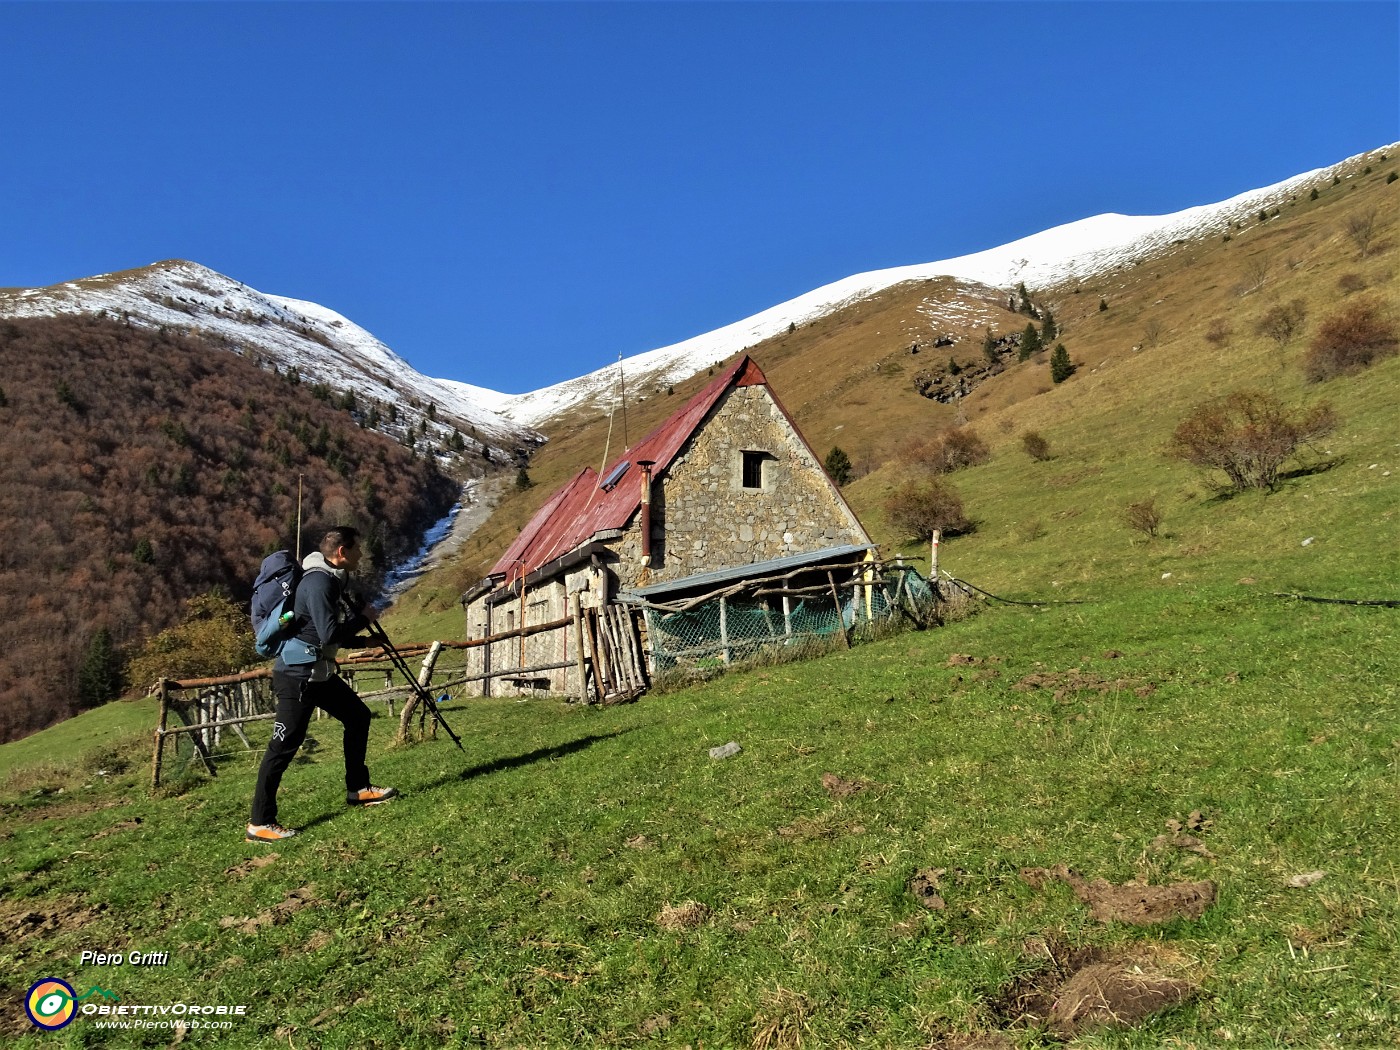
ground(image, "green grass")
xmin=4 ymin=581 xmax=1397 ymax=1047
xmin=4 ymin=151 xmax=1397 ymax=1048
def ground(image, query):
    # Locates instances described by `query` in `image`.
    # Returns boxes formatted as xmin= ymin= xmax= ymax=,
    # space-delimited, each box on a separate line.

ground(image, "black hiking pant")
xmin=250 ymin=671 xmax=372 ymax=826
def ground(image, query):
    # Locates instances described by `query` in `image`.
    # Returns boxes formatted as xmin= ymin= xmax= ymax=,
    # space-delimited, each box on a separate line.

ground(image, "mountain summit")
xmin=0 ymin=259 xmax=540 ymax=458
xmin=495 ymin=144 xmax=1396 ymax=428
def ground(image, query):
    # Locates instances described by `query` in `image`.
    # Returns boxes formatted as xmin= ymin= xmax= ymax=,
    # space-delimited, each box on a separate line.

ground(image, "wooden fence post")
xmin=571 ymin=593 xmax=590 ymax=703
xmin=152 ymin=679 xmax=169 ymax=789
xmin=828 ymin=571 xmax=851 ymax=648
xmin=398 ymin=641 xmax=443 ymax=743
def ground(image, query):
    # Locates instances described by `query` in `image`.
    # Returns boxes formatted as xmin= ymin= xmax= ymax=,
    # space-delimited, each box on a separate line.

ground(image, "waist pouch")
xmin=281 ymin=638 xmax=321 ymax=667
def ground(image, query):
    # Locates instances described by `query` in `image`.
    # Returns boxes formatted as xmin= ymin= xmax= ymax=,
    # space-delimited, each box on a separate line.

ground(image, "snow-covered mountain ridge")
xmin=2 ymin=145 xmax=1390 ymax=440
xmin=0 ymin=260 xmax=540 ymax=460
xmin=496 ymin=144 xmax=1397 ymax=428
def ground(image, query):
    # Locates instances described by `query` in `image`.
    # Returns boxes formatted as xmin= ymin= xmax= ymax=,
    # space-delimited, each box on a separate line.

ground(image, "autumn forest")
xmin=0 ymin=315 xmax=460 ymax=741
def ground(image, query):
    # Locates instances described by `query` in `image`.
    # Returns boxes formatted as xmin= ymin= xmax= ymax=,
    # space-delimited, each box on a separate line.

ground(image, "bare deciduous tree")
xmin=1343 ymin=209 xmax=1379 ymax=258
xmin=1241 ymin=256 xmax=1271 ymax=295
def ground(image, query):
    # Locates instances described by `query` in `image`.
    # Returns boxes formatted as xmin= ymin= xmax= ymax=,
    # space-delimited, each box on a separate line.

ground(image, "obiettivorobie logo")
xmin=25 ymin=979 xmax=118 ymax=1031
xmin=24 ymin=977 xmax=248 ymax=1032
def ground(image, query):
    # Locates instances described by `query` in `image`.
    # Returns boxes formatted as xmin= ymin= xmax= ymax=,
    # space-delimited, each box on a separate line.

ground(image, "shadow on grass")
xmin=280 ymin=732 xmax=635 ymax=834
xmin=416 ymin=729 xmax=634 ymax=795
xmin=1201 ymin=457 xmax=1344 ymax=504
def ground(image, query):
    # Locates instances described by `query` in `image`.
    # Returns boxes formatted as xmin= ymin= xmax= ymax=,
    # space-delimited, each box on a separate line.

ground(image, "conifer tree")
xmin=982 ymin=328 xmax=1000 ymax=366
xmin=1041 ymin=309 xmax=1058 ymax=343
xmin=78 ymin=628 xmax=123 ymax=709
xmin=1019 ymin=323 xmax=1042 ymax=361
xmin=824 ymin=446 xmax=853 ymax=486
xmin=1050 ymin=343 xmax=1075 ymax=384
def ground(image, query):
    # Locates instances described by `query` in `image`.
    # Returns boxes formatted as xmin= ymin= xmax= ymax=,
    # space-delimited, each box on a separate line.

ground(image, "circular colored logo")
xmin=26 ymin=978 xmax=77 ymax=1030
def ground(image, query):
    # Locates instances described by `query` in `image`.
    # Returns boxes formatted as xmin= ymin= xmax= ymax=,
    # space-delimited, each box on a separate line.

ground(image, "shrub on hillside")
xmin=900 ymin=426 xmax=990 ymax=475
xmin=1254 ymin=299 xmax=1308 ymax=347
xmin=883 ymin=478 xmax=972 ymax=540
xmin=1166 ymin=390 xmax=1338 ymax=492
xmin=125 ymin=593 xmax=258 ymax=691
xmin=1021 ymin=431 xmax=1053 ymax=462
xmin=1343 ymin=209 xmax=1379 ymax=258
xmin=1336 ymin=272 xmax=1368 ymax=295
xmin=1203 ymin=318 xmax=1232 ymax=348
xmin=1124 ymin=497 xmax=1163 ymax=539
xmin=1301 ymin=298 xmax=1399 ymax=382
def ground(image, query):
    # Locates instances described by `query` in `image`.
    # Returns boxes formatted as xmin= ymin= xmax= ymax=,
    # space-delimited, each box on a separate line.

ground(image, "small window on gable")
xmin=742 ymin=450 xmax=766 ymax=490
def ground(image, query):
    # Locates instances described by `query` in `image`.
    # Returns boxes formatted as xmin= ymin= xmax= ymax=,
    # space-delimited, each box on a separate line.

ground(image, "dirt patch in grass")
xmin=1020 ymin=864 xmax=1216 ymax=925
xmin=989 ymin=939 xmax=1197 ymax=1039
xmin=637 ymin=1013 xmax=673 ymax=1037
xmin=908 ymin=867 xmax=948 ymax=910
xmin=1013 ymin=670 xmax=1155 ymax=700
xmin=0 ymin=896 xmax=120 ymax=1036
xmin=0 ymin=894 xmax=111 ymax=952
xmin=0 ymin=795 xmax=127 ymax=826
xmin=90 ymin=816 xmax=143 ymax=839
xmin=217 ymin=884 xmax=319 ymax=935
xmin=926 ymin=1034 xmax=1017 ymax=1050
xmin=820 ymin=772 xmax=867 ymax=798
xmin=655 ymin=900 xmax=711 ymax=931
xmin=224 ymin=853 xmax=280 ymax=878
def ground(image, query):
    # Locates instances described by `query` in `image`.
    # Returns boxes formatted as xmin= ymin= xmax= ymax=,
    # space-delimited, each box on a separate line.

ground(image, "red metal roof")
xmin=490 ymin=355 xmax=766 ymax=586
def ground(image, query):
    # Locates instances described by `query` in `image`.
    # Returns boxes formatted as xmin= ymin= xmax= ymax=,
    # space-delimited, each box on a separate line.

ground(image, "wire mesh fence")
xmin=638 ymin=564 xmax=938 ymax=678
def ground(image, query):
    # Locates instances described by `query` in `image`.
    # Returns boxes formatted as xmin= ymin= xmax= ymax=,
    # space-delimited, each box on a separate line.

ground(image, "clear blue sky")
xmin=2 ymin=2 xmax=1396 ymax=393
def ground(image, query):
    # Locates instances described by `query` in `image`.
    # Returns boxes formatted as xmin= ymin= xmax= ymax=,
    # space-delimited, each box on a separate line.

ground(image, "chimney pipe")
xmin=638 ymin=460 xmax=655 ymax=566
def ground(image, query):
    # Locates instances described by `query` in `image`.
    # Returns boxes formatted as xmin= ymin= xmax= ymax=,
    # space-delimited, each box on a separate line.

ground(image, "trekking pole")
xmin=366 ymin=620 xmax=465 ymax=752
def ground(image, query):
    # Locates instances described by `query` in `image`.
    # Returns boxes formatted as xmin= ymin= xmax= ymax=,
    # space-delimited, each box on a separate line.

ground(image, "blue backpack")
xmin=251 ymin=551 xmax=303 ymax=658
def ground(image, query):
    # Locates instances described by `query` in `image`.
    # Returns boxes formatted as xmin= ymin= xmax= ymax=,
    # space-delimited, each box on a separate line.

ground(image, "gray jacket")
xmin=274 ymin=552 xmax=372 ymax=682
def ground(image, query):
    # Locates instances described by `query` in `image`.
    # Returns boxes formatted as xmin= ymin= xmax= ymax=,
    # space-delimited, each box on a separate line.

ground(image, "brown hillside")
xmin=405 ymin=149 xmax=1398 ymax=627
xmin=0 ymin=315 xmax=460 ymax=741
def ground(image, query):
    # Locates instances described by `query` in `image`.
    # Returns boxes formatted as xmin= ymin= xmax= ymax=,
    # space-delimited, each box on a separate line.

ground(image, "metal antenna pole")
xmin=295 ymin=474 xmax=305 ymax=560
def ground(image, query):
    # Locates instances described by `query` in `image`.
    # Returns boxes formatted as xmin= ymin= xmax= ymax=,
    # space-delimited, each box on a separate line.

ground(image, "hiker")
xmin=247 ymin=525 xmax=397 ymax=842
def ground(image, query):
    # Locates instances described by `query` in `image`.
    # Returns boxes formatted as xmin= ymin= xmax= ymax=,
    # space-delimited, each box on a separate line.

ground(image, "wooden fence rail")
xmin=149 ymin=602 xmax=648 ymax=787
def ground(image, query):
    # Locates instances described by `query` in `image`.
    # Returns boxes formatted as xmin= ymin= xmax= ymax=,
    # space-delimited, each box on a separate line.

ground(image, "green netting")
xmin=644 ymin=568 xmax=927 ymax=674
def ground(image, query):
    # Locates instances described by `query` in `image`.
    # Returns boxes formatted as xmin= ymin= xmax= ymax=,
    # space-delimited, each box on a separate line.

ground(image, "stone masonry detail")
xmin=614 ymin=385 xmax=867 ymax=584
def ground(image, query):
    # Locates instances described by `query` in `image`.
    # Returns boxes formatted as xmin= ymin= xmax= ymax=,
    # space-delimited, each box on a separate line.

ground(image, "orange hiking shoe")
xmin=347 ymin=785 xmax=398 ymax=806
xmin=246 ymin=822 xmax=298 ymax=842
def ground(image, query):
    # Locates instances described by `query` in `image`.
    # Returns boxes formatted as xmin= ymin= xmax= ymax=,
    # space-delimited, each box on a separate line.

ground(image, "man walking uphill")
xmin=247 ymin=525 xmax=397 ymax=842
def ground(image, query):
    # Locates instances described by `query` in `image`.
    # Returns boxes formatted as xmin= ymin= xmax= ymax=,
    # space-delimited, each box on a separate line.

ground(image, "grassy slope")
xmin=3 ymin=153 xmax=1397 ymax=1048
